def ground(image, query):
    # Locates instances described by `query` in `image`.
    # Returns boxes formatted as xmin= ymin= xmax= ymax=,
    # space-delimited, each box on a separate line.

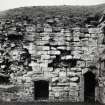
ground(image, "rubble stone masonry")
xmin=0 ymin=19 xmax=105 ymax=103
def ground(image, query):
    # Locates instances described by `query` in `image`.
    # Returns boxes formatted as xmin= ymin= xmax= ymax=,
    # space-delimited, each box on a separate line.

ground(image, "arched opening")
xmin=84 ymin=71 xmax=96 ymax=102
xmin=34 ymin=80 xmax=49 ymax=100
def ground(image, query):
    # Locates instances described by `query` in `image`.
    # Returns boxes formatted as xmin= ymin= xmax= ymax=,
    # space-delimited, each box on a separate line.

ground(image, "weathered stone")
xmin=36 ymin=41 xmax=48 ymax=45
xmin=59 ymin=71 xmax=66 ymax=77
xmin=25 ymin=77 xmax=31 ymax=82
xmin=60 ymin=77 xmax=69 ymax=83
xmin=57 ymin=46 xmax=66 ymax=50
xmin=55 ymin=92 xmax=59 ymax=97
xmin=44 ymin=27 xmax=52 ymax=32
xmin=85 ymin=34 xmax=90 ymax=37
xmin=76 ymin=61 xmax=85 ymax=67
xmin=73 ymin=54 xmax=81 ymax=59
xmin=61 ymin=55 xmax=72 ymax=60
xmin=50 ymin=50 xmax=61 ymax=55
xmin=37 ymin=51 xmax=48 ymax=55
xmin=82 ymin=68 xmax=88 ymax=74
xmin=42 ymin=46 xmax=50 ymax=51
xmin=67 ymin=72 xmax=77 ymax=77
xmin=42 ymin=37 xmax=50 ymax=41
xmin=70 ymin=82 xmax=78 ymax=87
xmin=57 ymin=83 xmax=70 ymax=86
xmin=0 ymin=15 xmax=105 ymax=103
xmin=88 ymin=28 xmax=101 ymax=34
xmin=50 ymin=55 xmax=56 ymax=59
xmin=52 ymin=87 xmax=64 ymax=91
xmin=73 ymin=37 xmax=80 ymax=42
xmin=70 ymin=77 xmax=79 ymax=82
xmin=52 ymin=77 xmax=59 ymax=82
xmin=71 ymin=68 xmax=81 ymax=71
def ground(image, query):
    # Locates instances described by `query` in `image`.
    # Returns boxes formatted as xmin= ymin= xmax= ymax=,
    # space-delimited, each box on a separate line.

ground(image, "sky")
xmin=0 ymin=0 xmax=105 ymax=11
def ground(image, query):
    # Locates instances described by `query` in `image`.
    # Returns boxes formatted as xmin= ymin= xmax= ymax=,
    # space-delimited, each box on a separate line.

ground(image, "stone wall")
xmin=0 ymin=18 xmax=104 ymax=103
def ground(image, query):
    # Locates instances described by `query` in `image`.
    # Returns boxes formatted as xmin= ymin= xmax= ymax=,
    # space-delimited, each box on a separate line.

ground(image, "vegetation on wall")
xmin=1 ymin=3 xmax=105 ymax=27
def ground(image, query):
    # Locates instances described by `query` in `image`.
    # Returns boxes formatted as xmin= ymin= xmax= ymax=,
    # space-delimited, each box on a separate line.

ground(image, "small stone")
xmin=59 ymin=71 xmax=66 ymax=77
xmin=61 ymin=55 xmax=72 ymax=60
xmin=52 ymin=77 xmax=59 ymax=82
xmin=57 ymin=83 xmax=70 ymax=86
xmin=70 ymin=77 xmax=79 ymax=82
xmin=67 ymin=72 xmax=77 ymax=77
xmin=82 ymin=68 xmax=88 ymax=74
xmin=11 ymin=43 xmax=16 ymax=47
xmin=41 ymin=55 xmax=50 ymax=60
xmin=55 ymin=92 xmax=59 ymax=98
xmin=73 ymin=37 xmax=80 ymax=42
xmin=73 ymin=54 xmax=81 ymax=59
xmin=44 ymin=27 xmax=52 ymax=32
xmin=50 ymin=50 xmax=61 ymax=55
xmin=70 ymin=82 xmax=78 ymax=87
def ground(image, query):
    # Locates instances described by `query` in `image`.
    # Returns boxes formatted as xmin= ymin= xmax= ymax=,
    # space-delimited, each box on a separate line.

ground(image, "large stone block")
xmin=65 ymin=33 xmax=71 ymax=37
xmin=81 ymin=47 xmax=88 ymax=52
xmin=97 ymin=34 xmax=104 ymax=44
xmin=57 ymin=46 xmax=67 ymax=50
xmin=52 ymin=87 xmax=64 ymax=92
xmin=50 ymin=55 xmax=56 ymax=59
xmin=70 ymin=82 xmax=78 ymax=88
xmin=36 ymin=41 xmax=48 ymax=45
xmin=85 ymin=33 xmax=91 ymax=37
xmin=59 ymin=77 xmax=69 ymax=83
xmin=71 ymin=51 xmax=81 ymax=59
xmin=25 ymin=77 xmax=31 ymax=83
xmin=26 ymin=25 xmax=36 ymax=32
xmin=42 ymin=46 xmax=50 ymax=51
xmin=44 ymin=27 xmax=52 ymax=32
xmin=67 ymin=71 xmax=77 ymax=77
xmin=66 ymin=46 xmax=72 ymax=50
xmin=42 ymin=36 xmax=50 ymax=41
xmin=73 ymin=37 xmax=80 ymax=42
xmin=65 ymin=36 xmax=73 ymax=41
xmin=57 ymin=42 xmax=65 ymax=45
xmin=50 ymin=50 xmax=61 ymax=55
xmin=73 ymin=42 xmax=81 ymax=46
xmin=54 ymin=92 xmax=60 ymax=98
xmin=81 ymin=54 xmax=92 ymax=60
xmin=80 ymin=28 xmax=89 ymax=34
xmin=59 ymin=71 xmax=66 ymax=77
xmin=72 ymin=27 xmax=80 ymax=32
xmin=76 ymin=60 xmax=86 ymax=67
xmin=69 ymin=90 xmax=78 ymax=97
xmin=37 ymin=51 xmax=48 ymax=55
xmin=88 ymin=28 xmax=101 ymax=34
xmin=81 ymin=68 xmax=88 ymax=74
